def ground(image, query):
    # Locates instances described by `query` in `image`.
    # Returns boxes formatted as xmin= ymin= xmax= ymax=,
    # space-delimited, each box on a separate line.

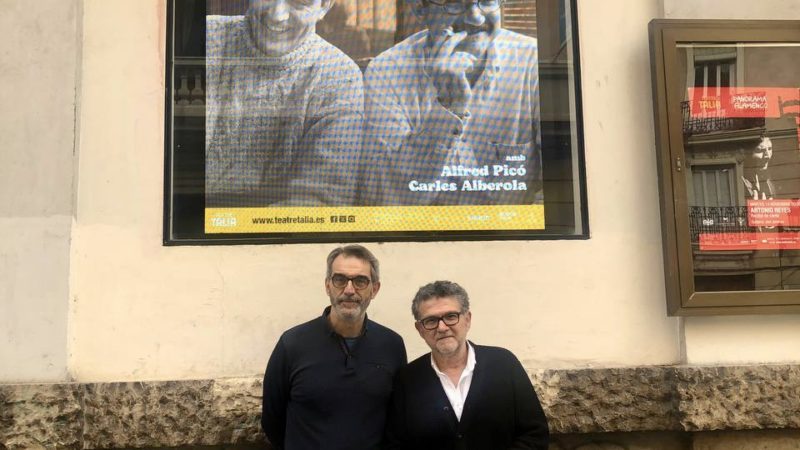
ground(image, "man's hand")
xmin=428 ymin=30 xmax=474 ymax=118
xmin=743 ymin=175 xmax=770 ymax=200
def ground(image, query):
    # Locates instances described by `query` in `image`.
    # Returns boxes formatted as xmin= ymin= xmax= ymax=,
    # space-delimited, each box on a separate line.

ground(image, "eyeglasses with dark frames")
xmin=330 ymin=274 xmax=372 ymax=289
xmin=417 ymin=312 xmax=462 ymax=330
xmin=427 ymin=0 xmax=502 ymax=15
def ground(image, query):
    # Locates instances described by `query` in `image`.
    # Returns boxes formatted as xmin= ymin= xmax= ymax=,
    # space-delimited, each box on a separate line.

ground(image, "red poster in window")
xmin=699 ymin=231 xmax=800 ymax=251
xmin=687 ymin=87 xmax=800 ymax=118
xmin=747 ymin=199 xmax=800 ymax=227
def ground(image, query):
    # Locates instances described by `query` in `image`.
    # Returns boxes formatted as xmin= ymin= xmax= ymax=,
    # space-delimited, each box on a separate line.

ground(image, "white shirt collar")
xmin=430 ymin=342 xmax=476 ymax=421
xmin=430 ymin=341 xmax=476 ymax=375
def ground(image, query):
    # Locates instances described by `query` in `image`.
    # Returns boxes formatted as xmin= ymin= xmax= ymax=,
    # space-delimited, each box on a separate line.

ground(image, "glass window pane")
xmin=165 ymin=0 xmax=588 ymax=243
xmin=679 ymin=42 xmax=800 ymax=293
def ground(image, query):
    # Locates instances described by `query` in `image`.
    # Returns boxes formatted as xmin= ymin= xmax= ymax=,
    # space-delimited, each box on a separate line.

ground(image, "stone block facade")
xmin=1 ymin=365 xmax=799 ymax=449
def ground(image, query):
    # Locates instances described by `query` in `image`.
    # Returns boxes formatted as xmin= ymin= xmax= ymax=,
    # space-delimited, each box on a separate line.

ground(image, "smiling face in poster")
xmin=246 ymin=0 xmax=332 ymax=56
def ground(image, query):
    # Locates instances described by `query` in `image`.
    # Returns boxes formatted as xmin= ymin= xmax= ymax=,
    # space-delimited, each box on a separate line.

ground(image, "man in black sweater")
xmin=261 ymin=245 xmax=407 ymax=449
xmin=386 ymin=280 xmax=549 ymax=449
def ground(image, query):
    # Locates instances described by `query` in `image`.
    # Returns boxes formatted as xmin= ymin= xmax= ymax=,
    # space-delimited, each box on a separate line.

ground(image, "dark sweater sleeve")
xmin=381 ymin=331 xmax=408 ymax=450
xmin=261 ymin=338 xmax=290 ymax=450
xmin=398 ymin=338 xmax=408 ymax=366
xmin=508 ymin=352 xmax=549 ymax=450
xmin=384 ymin=370 xmax=409 ymax=450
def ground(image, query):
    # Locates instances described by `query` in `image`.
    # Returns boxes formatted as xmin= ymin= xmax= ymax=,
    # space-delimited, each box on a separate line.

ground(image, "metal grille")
xmin=681 ymin=101 xmax=765 ymax=136
xmin=688 ymin=206 xmax=749 ymax=243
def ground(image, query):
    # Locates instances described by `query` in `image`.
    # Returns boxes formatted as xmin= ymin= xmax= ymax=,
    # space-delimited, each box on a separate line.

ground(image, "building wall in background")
xmin=660 ymin=0 xmax=800 ymax=364
xmin=0 ymin=0 xmax=79 ymax=382
xmin=2 ymin=0 xmax=799 ymax=384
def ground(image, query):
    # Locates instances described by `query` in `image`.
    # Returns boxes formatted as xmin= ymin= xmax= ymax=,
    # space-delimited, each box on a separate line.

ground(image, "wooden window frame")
xmin=649 ymin=19 xmax=800 ymax=315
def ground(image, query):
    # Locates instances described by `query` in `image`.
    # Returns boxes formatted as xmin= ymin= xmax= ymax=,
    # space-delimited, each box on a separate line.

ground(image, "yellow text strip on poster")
xmin=206 ymin=205 xmax=545 ymax=233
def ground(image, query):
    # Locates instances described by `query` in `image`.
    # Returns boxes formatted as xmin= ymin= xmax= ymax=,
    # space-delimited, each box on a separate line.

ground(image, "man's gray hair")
xmin=326 ymin=245 xmax=380 ymax=282
xmin=411 ymin=280 xmax=470 ymax=320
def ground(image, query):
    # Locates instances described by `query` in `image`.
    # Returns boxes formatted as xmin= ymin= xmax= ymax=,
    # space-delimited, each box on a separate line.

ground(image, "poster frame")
xmin=163 ymin=0 xmax=589 ymax=245
xmin=649 ymin=19 xmax=800 ymax=315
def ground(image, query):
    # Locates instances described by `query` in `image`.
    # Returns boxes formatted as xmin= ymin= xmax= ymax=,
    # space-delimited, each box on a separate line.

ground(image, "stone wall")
xmin=2 ymin=365 xmax=799 ymax=449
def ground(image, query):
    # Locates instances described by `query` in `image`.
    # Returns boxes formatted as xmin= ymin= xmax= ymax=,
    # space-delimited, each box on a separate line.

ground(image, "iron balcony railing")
xmin=688 ymin=206 xmax=750 ymax=243
xmin=681 ymin=101 xmax=765 ymax=136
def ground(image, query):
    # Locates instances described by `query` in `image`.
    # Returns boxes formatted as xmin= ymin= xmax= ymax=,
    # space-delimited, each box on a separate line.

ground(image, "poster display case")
xmin=649 ymin=19 xmax=800 ymax=315
xmin=164 ymin=0 xmax=587 ymax=244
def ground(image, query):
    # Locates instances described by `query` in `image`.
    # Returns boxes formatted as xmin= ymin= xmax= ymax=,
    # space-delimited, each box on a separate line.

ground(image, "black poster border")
xmin=163 ymin=0 xmax=589 ymax=245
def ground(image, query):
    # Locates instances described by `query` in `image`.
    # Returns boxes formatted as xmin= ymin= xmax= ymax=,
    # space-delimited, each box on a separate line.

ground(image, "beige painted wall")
xmin=66 ymin=0 xmax=683 ymax=382
xmin=660 ymin=0 xmax=800 ymax=365
xmin=0 ymin=0 xmax=79 ymax=382
xmin=6 ymin=0 xmax=798 ymax=383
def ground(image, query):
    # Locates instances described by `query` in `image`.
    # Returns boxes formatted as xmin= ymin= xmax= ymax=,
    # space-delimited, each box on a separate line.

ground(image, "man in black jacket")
xmin=261 ymin=245 xmax=407 ymax=449
xmin=387 ymin=280 xmax=548 ymax=449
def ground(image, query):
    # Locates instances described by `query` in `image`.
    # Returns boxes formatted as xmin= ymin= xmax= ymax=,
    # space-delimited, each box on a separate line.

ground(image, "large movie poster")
xmin=167 ymin=0 xmax=586 ymax=242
